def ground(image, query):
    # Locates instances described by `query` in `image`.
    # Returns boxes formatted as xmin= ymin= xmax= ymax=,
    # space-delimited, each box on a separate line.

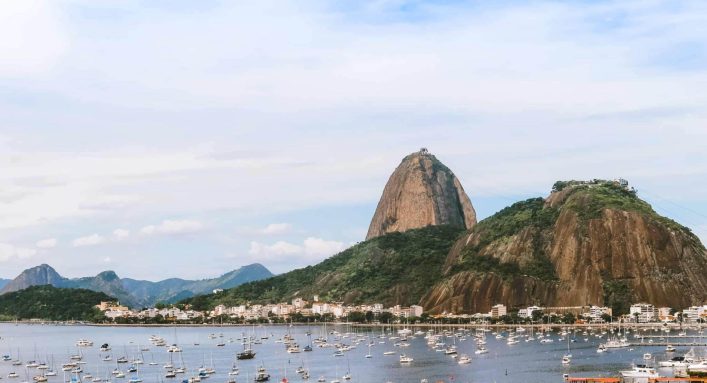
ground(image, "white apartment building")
xmin=682 ymin=305 xmax=707 ymax=323
xmin=518 ymin=305 xmax=542 ymax=318
xmin=630 ymin=303 xmax=658 ymax=323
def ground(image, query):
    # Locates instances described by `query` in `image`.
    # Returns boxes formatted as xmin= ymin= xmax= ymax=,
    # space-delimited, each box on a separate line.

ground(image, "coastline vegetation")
xmin=0 ymin=285 xmax=110 ymax=321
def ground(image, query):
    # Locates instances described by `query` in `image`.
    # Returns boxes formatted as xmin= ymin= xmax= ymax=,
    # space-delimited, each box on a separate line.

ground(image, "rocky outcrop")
xmin=421 ymin=181 xmax=707 ymax=314
xmin=366 ymin=149 xmax=476 ymax=240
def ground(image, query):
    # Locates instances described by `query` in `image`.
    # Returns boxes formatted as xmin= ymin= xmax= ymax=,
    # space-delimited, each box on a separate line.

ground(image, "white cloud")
xmin=35 ymin=238 xmax=57 ymax=249
xmin=0 ymin=0 xmax=67 ymax=77
xmin=249 ymin=241 xmax=302 ymax=257
xmin=302 ymin=237 xmax=347 ymax=256
xmin=72 ymin=234 xmax=105 ymax=247
xmin=248 ymin=237 xmax=346 ymax=259
xmin=246 ymin=236 xmax=347 ymax=273
xmin=141 ymin=219 xmax=204 ymax=236
xmin=261 ymin=223 xmax=292 ymax=235
xmin=112 ymin=229 xmax=130 ymax=241
xmin=0 ymin=243 xmax=37 ymax=262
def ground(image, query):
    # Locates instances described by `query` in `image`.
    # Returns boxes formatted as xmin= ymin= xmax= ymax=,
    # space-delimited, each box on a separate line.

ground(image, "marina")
xmin=1 ymin=323 xmax=706 ymax=383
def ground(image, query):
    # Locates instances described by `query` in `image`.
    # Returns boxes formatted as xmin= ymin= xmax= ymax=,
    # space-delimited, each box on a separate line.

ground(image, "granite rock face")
xmin=420 ymin=182 xmax=707 ymax=314
xmin=366 ymin=149 xmax=476 ymax=240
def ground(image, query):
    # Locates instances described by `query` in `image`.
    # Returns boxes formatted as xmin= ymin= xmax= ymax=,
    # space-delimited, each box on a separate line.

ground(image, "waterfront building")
xmin=630 ymin=303 xmax=658 ymax=323
xmin=491 ymin=304 xmax=507 ymax=318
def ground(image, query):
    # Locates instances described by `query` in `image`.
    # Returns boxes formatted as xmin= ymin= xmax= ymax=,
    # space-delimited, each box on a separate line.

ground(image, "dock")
xmin=628 ymin=342 xmax=707 ymax=347
xmin=565 ymin=378 xmax=707 ymax=383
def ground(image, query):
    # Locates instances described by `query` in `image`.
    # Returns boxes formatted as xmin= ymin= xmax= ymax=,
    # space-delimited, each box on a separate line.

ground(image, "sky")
xmin=1 ymin=0 xmax=706 ymax=280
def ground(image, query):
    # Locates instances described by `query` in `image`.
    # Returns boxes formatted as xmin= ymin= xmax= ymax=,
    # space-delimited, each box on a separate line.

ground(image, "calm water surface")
xmin=0 ymin=324 xmax=701 ymax=383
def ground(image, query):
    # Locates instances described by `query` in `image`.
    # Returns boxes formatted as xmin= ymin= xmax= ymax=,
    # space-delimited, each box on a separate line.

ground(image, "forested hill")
xmin=0 ymin=285 xmax=111 ymax=321
xmin=183 ymin=225 xmax=464 ymax=310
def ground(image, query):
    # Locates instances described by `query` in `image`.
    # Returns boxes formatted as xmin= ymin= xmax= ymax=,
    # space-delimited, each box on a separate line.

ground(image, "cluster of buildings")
xmin=468 ymin=303 xmax=707 ymax=324
xmin=209 ymin=296 xmax=423 ymax=320
xmin=629 ymin=303 xmax=707 ymax=323
xmin=97 ymin=301 xmax=204 ymax=321
xmin=96 ymin=297 xmax=423 ymax=321
xmin=95 ymin=298 xmax=707 ymax=324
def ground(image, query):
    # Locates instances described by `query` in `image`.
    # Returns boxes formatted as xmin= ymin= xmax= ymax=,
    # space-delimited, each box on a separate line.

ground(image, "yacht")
xmin=665 ymin=345 xmax=676 ymax=352
xmin=254 ymin=366 xmax=270 ymax=382
xmin=620 ymin=364 xmax=659 ymax=382
xmin=286 ymin=344 xmax=301 ymax=353
xmin=76 ymin=339 xmax=93 ymax=347
xmin=458 ymin=355 xmax=471 ymax=364
xmin=475 ymin=346 xmax=488 ymax=354
xmin=603 ymin=337 xmax=630 ymax=348
xmin=658 ymin=356 xmax=689 ymax=368
xmin=237 ymin=345 xmax=255 ymax=360
xmin=399 ymin=355 xmax=413 ymax=364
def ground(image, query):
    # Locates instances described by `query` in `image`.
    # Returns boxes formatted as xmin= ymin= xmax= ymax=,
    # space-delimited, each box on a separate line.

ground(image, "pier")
xmin=628 ymin=342 xmax=707 ymax=347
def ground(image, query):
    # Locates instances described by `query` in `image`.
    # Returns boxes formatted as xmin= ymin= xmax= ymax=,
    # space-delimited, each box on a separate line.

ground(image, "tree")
xmin=531 ymin=310 xmax=544 ymax=322
xmin=347 ymin=311 xmax=366 ymax=323
xmin=563 ymin=313 xmax=576 ymax=324
xmin=378 ymin=312 xmax=393 ymax=323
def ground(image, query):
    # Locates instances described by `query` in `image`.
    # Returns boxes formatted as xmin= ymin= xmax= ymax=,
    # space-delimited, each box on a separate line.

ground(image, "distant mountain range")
xmin=0 ymin=279 xmax=9 ymax=290
xmin=0 ymin=263 xmax=273 ymax=308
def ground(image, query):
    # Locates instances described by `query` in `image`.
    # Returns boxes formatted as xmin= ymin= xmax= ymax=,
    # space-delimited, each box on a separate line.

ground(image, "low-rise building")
xmin=682 ymin=305 xmax=707 ymax=323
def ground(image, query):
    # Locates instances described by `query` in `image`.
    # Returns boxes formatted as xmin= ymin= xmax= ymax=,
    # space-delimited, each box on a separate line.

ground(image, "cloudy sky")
xmin=1 ymin=0 xmax=706 ymax=280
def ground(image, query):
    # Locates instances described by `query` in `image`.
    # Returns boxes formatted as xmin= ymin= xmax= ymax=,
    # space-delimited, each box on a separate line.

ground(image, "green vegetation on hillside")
xmin=557 ymin=180 xmax=697 ymax=240
xmin=452 ymin=197 xmax=559 ymax=281
xmin=0 ymin=285 xmax=111 ymax=321
xmin=184 ymin=225 xmax=464 ymax=310
xmin=602 ymin=279 xmax=632 ymax=315
xmin=451 ymin=179 xmax=703 ymax=283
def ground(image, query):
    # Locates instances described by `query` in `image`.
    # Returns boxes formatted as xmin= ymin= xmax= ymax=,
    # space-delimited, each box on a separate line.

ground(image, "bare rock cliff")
xmin=366 ymin=149 xmax=476 ymax=240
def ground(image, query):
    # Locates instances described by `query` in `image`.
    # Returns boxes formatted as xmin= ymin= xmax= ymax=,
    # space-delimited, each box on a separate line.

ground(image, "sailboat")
xmin=342 ymin=356 xmax=351 ymax=380
xmin=128 ymin=362 xmax=142 ymax=383
xmin=236 ymin=333 xmax=256 ymax=360
xmin=562 ymin=333 xmax=572 ymax=365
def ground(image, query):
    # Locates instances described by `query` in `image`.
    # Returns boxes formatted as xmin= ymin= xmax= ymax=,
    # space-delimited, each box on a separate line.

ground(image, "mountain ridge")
xmin=0 ymin=263 xmax=274 ymax=308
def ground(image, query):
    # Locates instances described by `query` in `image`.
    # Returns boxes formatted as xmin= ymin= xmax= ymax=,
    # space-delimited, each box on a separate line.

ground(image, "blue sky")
xmin=0 ymin=0 xmax=706 ymax=280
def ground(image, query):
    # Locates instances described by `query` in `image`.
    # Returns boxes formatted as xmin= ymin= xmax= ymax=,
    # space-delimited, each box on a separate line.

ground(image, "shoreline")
xmin=1 ymin=321 xmax=699 ymax=330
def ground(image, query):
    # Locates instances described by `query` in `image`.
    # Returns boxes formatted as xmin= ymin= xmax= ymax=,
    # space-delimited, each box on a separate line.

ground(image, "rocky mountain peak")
xmin=0 ymin=264 xmax=65 ymax=294
xmin=366 ymin=148 xmax=476 ymax=240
